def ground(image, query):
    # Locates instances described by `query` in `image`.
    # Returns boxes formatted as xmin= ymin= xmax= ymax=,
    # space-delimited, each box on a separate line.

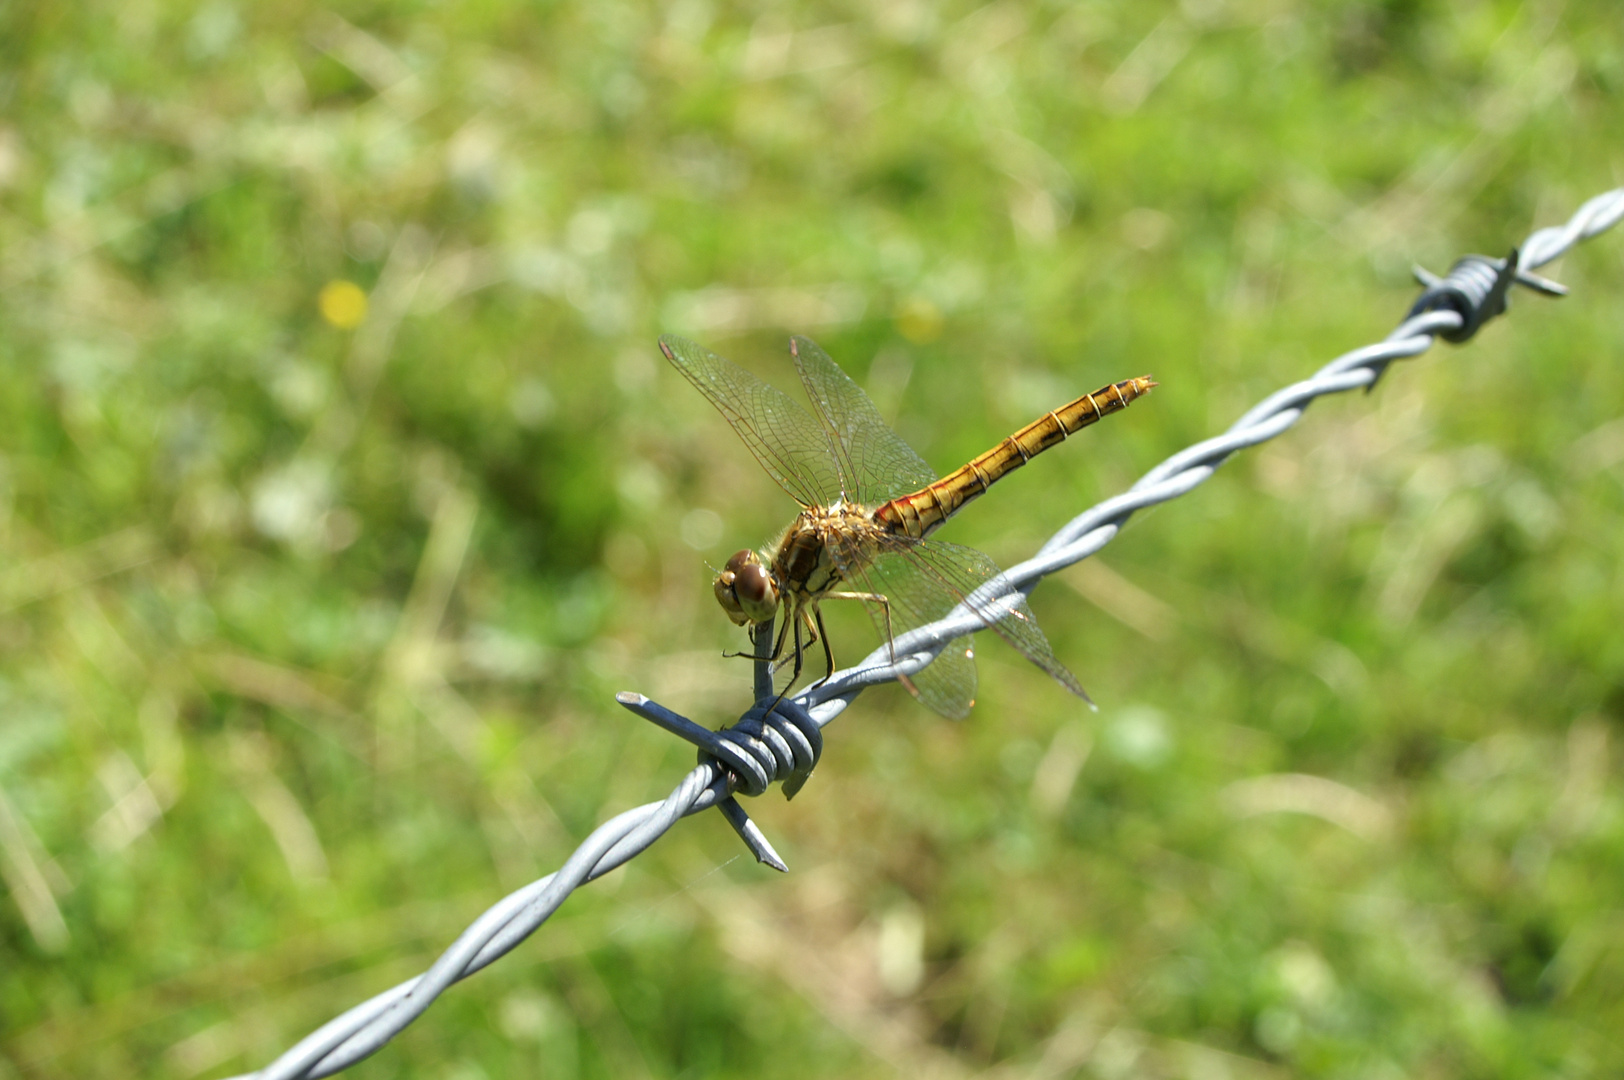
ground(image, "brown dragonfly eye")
xmin=733 ymin=561 xmax=774 ymax=609
xmin=713 ymin=549 xmax=778 ymax=626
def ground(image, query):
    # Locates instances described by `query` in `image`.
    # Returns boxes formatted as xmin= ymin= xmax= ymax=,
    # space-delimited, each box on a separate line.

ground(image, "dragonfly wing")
xmin=906 ymin=633 xmax=979 ymax=721
xmin=855 ymin=538 xmax=1090 ymax=713
xmin=918 ymin=540 xmax=1090 ymax=704
xmin=789 ymin=335 xmax=938 ymax=504
xmin=836 ymin=547 xmax=978 ymax=719
xmin=661 ymin=334 xmax=843 ymax=508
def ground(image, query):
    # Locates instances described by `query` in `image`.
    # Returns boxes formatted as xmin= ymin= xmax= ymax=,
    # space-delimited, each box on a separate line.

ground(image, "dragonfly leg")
xmin=722 ymin=615 xmax=792 ymax=666
xmin=822 ymin=589 xmax=917 ymax=694
xmin=734 ymin=615 xmax=796 ymax=715
xmin=795 ymin=608 xmax=821 ymax=656
xmin=763 ymin=609 xmax=797 ymax=674
xmin=822 ymin=589 xmax=896 ymax=654
xmin=810 ymin=607 xmax=835 ymax=688
xmin=780 ymin=608 xmax=807 ymax=689
xmin=763 ymin=606 xmax=823 ymax=694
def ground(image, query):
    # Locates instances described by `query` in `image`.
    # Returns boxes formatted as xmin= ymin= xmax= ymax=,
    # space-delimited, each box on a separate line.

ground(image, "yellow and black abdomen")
xmin=874 ymin=375 xmax=1155 ymax=539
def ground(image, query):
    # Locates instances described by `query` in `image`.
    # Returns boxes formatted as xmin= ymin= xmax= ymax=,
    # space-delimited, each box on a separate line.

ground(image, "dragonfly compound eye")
xmin=713 ymin=549 xmax=778 ymax=626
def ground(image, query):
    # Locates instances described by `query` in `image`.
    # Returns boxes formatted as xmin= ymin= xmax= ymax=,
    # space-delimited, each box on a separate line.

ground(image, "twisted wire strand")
xmin=228 ymin=187 xmax=1623 ymax=1079
xmin=234 ymin=690 xmax=819 ymax=1080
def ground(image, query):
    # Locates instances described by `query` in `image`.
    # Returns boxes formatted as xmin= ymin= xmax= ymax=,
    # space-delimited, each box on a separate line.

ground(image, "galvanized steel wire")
xmin=230 ymin=187 xmax=1624 ymax=1079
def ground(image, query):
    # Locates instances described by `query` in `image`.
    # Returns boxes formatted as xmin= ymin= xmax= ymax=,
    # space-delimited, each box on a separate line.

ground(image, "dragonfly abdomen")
xmin=875 ymin=375 xmax=1155 ymax=538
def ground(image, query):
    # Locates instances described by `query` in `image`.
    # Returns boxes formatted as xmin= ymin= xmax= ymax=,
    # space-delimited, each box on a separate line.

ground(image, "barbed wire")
xmin=228 ymin=187 xmax=1624 ymax=1079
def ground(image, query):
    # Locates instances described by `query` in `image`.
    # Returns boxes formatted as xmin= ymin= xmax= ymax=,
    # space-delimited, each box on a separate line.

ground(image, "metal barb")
xmin=1356 ymin=248 xmax=1570 ymax=392
xmin=225 ymin=187 xmax=1623 ymax=1080
xmin=613 ymin=690 xmax=815 ymax=869
xmin=1408 ymin=247 xmax=1568 ymax=344
xmin=718 ymin=798 xmax=789 ymax=872
xmin=612 ymin=615 xmax=822 ymax=871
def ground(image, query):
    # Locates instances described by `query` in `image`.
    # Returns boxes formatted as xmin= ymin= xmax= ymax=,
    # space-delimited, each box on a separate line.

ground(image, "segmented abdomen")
xmin=874 ymin=375 xmax=1156 ymax=539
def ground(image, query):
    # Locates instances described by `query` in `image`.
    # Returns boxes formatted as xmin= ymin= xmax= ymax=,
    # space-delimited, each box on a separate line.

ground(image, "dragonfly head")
xmin=714 ymin=548 xmax=779 ymax=626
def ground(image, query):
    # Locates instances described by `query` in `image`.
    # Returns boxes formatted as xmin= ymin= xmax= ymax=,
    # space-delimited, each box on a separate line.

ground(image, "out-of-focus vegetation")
xmin=2 ymin=1 xmax=1622 ymax=1077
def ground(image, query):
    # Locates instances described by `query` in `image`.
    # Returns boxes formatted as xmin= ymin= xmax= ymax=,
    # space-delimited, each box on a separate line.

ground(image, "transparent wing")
xmin=835 ymin=535 xmax=1089 ymax=719
xmin=914 ymin=540 xmax=1090 ymax=705
xmin=789 ymin=335 xmax=938 ymax=504
xmin=907 ymin=634 xmax=979 ymax=721
xmin=836 ymin=549 xmax=978 ymax=720
xmin=660 ymin=334 xmax=843 ymax=508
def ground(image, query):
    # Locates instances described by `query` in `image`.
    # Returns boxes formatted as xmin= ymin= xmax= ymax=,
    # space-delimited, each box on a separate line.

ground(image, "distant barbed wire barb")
xmin=228 ymin=187 xmax=1624 ymax=1080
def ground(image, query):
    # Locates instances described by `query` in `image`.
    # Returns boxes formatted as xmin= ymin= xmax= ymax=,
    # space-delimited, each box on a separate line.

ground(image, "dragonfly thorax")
xmin=712 ymin=505 xmax=889 ymax=629
xmin=772 ymin=505 xmax=885 ymax=606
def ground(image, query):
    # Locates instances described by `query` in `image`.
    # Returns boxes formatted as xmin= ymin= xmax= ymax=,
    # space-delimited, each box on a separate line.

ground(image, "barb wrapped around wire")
xmin=617 ymin=621 xmax=822 ymax=874
xmin=1408 ymin=249 xmax=1567 ymax=343
xmin=226 ymin=187 xmax=1624 ymax=1080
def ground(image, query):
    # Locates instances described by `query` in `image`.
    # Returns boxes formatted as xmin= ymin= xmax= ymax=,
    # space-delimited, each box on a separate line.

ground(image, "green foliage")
xmin=2 ymin=1 xmax=1622 ymax=1077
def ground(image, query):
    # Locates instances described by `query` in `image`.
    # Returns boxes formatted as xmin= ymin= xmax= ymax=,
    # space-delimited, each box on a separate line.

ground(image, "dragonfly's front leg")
xmin=722 ymin=612 xmax=794 ymax=666
xmin=777 ymin=607 xmax=809 ymax=690
xmin=771 ymin=611 xmax=795 ymax=667
xmin=769 ymin=607 xmax=827 ymax=690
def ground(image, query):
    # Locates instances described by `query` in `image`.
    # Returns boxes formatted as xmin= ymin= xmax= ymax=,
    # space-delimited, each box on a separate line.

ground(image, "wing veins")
xmin=660 ymin=334 xmax=843 ymax=508
xmin=830 ymin=534 xmax=1088 ymax=714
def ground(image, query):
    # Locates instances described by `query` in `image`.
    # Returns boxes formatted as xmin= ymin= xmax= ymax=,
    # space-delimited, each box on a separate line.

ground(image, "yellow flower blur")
xmin=318 ymin=280 xmax=369 ymax=329
xmin=894 ymin=296 xmax=943 ymax=345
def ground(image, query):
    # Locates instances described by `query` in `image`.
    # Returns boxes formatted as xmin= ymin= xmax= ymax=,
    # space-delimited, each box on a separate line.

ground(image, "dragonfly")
xmin=661 ymin=333 xmax=1155 ymax=719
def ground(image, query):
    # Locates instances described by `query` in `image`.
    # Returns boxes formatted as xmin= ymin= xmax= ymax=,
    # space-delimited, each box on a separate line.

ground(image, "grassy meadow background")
xmin=3 ymin=1 xmax=1623 ymax=1077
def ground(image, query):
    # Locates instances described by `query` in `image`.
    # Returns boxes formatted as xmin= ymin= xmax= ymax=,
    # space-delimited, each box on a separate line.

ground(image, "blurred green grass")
xmin=2 ymin=1 xmax=1623 ymax=1077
